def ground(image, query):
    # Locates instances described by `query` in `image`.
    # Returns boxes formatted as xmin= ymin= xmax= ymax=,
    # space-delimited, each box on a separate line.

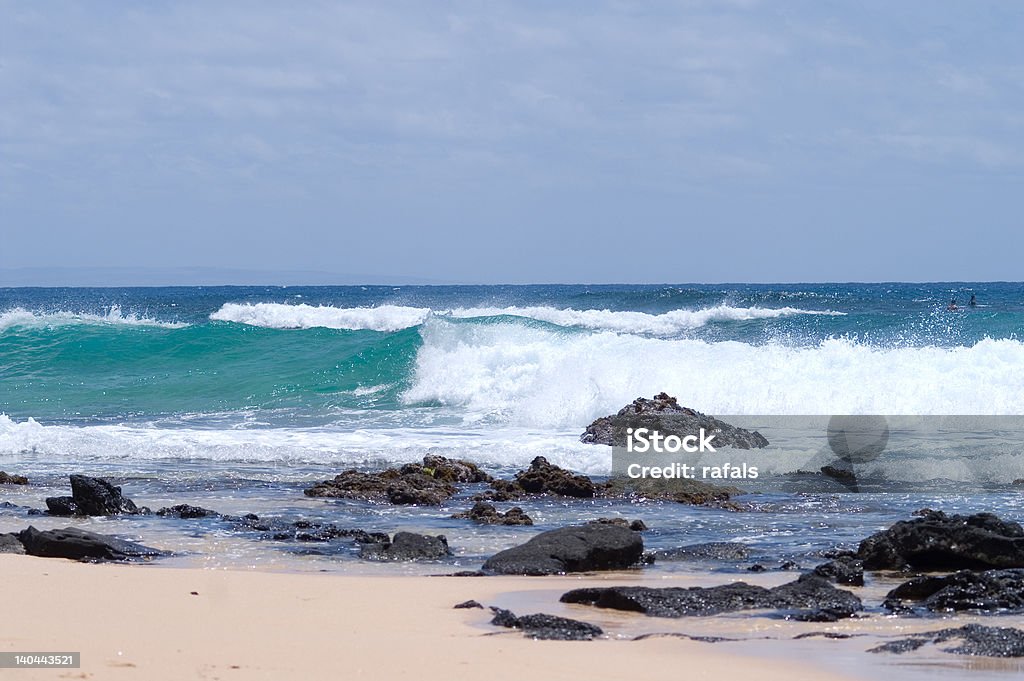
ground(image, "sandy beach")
xmin=0 ymin=555 xmax=872 ymax=681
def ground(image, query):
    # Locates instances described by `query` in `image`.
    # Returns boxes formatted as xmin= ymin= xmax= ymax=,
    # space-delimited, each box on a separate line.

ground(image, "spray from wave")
xmin=0 ymin=306 xmax=187 ymax=332
xmin=402 ymin=319 xmax=1024 ymax=427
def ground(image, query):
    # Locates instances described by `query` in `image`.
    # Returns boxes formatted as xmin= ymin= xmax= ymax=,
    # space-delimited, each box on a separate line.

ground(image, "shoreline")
xmin=2 ymin=555 xmax=868 ymax=681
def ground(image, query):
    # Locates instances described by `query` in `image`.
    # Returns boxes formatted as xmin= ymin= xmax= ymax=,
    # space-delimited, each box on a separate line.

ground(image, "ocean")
xmin=2 ymin=282 xmax=1023 ymax=572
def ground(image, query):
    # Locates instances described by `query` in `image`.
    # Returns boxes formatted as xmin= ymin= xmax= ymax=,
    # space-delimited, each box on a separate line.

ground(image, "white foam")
xmin=402 ymin=319 xmax=1024 ymax=427
xmin=208 ymin=302 xmax=842 ymax=335
xmin=0 ymin=415 xmax=605 ymax=474
xmin=210 ymin=303 xmax=431 ymax=332
xmin=449 ymin=304 xmax=844 ymax=335
xmin=0 ymin=306 xmax=186 ymax=332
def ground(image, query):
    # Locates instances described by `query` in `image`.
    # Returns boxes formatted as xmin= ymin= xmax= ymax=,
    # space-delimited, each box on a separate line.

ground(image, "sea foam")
xmin=0 ymin=306 xmax=187 ymax=332
xmin=209 ymin=302 xmax=843 ymax=336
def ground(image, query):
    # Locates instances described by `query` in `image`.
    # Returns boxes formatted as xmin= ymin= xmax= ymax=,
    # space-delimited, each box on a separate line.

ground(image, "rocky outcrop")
xmin=451 ymin=502 xmax=533 ymax=526
xmin=0 ymin=471 xmax=29 ymax=485
xmin=489 ymin=608 xmax=603 ymax=641
xmin=304 ymin=455 xmax=489 ymax=505
xmin=482 ymin=524 xmax=643 ymax=575
xmin=580 ymin=393 xmax=769 ymax=449
xmin=813 ymin=556 xmax=864 ymax=586
xmin=868 ymin=624 xmax=1024 ymax=657
xmin=560 ymin=573 xmax=862 ymax=621
xmin=15 ymin=526 xmax=164 ymax=561
xmin=858 ymin=511 xmax=1024 ymax=571
xmin=45 ymin=474 xmax=140 ymax=516
xmin=883 ymin=569 xmax=1024 ymax=614
xmin=359 ymin=532 xmax=451 ymax=561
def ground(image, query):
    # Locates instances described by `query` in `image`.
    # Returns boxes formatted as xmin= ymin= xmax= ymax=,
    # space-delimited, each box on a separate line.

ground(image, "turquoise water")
xmin=2 ymin=283 xmax=1024 ymax=572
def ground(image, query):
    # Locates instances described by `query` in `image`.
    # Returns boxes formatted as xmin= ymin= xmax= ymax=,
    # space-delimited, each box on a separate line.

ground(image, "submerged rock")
xmin=560 ymin=573 xmax=862 ymax=620
xmin=653 ymin=542 xmax=750 ymax=562
xmin=16 ymin=526 xmax=164 ymax=562
xmin=482 ymin=524 xmax=644 ymax=575
xmin=580 ymin=393 xmax=769 ymax=449
xmin=883 ymin=569 xmax=1024 ymax=614
xmin=45 ymin=474 xmax=140 ymax=516
xmin=604 ymin=475 xmax=741 ymax=507
xmin=489 ymin=607 xmax=603 ymax=641
xmin=304 ymin=455 xmax=488 ymax=505
xmin=588 ymin=517 xmax=647 ymax=532
xmin=451 ymin=502 xmax=533 ymax=526
xmin=156 ymin=504 xmax=221 ymax=519
xmin=0 ymin=471 xmax=29 ymax=485
xmin=359 ymin=532 xmax=451 ymax=561
xmin=858 ymin=510 xmax=1024 ymax=570
xmin=869 ymin=624 xmax=1024 ymax=657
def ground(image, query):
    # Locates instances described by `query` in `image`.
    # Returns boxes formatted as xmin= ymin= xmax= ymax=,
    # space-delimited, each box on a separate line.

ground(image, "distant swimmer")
xmin=947 ymin=297 xmax=959 ymax=311
xmin=969 ymin=294 xmax=977 ymax=307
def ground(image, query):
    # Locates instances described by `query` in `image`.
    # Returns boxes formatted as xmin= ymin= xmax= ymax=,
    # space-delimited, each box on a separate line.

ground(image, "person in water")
xmin=947 ymin=297 xmax=959 ymax=311
xmin=969 ymin=294 xmax=977 ymax=307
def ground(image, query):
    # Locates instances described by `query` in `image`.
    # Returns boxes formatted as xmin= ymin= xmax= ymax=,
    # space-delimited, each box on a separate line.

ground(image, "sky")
xmin=1 ymin=1 xmax=1023 ymax=284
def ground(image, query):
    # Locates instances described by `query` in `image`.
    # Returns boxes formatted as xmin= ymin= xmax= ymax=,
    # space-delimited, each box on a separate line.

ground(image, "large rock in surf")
xmin=581 ymin=393 xmax=769 ymax=449
xmin=561 ymin=573 xmax=862 ymax=621
xmin=0 ymin=471 xmax=29 ymax=485
xmin=16 ymin=526 xmax=164 ymax=562
xmin=482 ymin=524 xmax=644 ymax=575
xmin=883 ymin=569 xmax=1024 ymax=614
xmin=858 ymin=510 xmax=1024 ymax=571
xmin=304 ymin=455 xmax=490 ymax=505
xmin=45 ymin=474 xmax=140 ymax=516
xmin=359 ymin=532 xmax=451 ymax=561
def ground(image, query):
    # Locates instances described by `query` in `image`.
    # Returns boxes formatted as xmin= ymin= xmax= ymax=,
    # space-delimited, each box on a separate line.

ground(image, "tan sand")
xmin=0 ymin=555 xmax=862 ymax=681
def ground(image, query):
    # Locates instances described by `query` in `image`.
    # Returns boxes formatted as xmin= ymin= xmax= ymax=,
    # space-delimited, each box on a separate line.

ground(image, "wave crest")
xmin=0 ymin=306 xmax=187 ymax=332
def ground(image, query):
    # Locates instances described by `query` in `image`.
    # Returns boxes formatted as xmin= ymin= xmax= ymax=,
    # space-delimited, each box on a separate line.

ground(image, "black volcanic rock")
xmin=489 ymin=608 xmax=603 ymax=641
xmin=304 ymin=455 xmax=488 ymax=505
xmin=482 ymin=524 xmax=644 ymax=575
xmin=0 ymin=533 xmax=26 ymax=554
xmin=813 ymin=556 xmax=865 ymax=586
xmin=16 ymin=526 xmax=164 ymax=562
xmin=561 ymin=573 xmax=861 ymax=620
xmin=359 ymin=532 xmax=452 ymax=561
xmin=156 ymin=504 xmax=221 ymax=519
xmin=45 ymin=475 xmax=139 ymax=516
xmin=512 ymin=457 xmax=596 ymax=498
xmin=581 ymin=393 xmax=769 ymax=448
xmin=858 ymin=510 xmax=1024 ymax=571
xmin=883 ymin=569 xmax=1024 ymax=614
xmin=654 ymin=542 xmax=750 ymax=562
xmin=0 ymin=471 xmax=29 ymax=485
xmin=869 ymin=624 xmax=1024 ymax=657
xmin=452 ymin=502 xmax=533 ymax=526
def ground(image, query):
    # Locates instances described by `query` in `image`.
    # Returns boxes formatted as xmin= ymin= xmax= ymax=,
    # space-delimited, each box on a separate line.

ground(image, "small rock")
xmin=489 ymin=607 xmax=603 ymax=641
xmin=453 ymin=600 xmax=484 ymax=609
xmin=451 ymin=502 xmax=533 ymax=526
xmin=0 ymin=533 xmax=26 ymax=554
xmin=813 ymin=557 xmax=865 ymax=586
xmin=359 ymin=532 xmax=452 ymax=561
xmin=0 ymin=471 xmax=29 ymax=485
xmin=482 ymin=524 xmax=644 ymax=576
